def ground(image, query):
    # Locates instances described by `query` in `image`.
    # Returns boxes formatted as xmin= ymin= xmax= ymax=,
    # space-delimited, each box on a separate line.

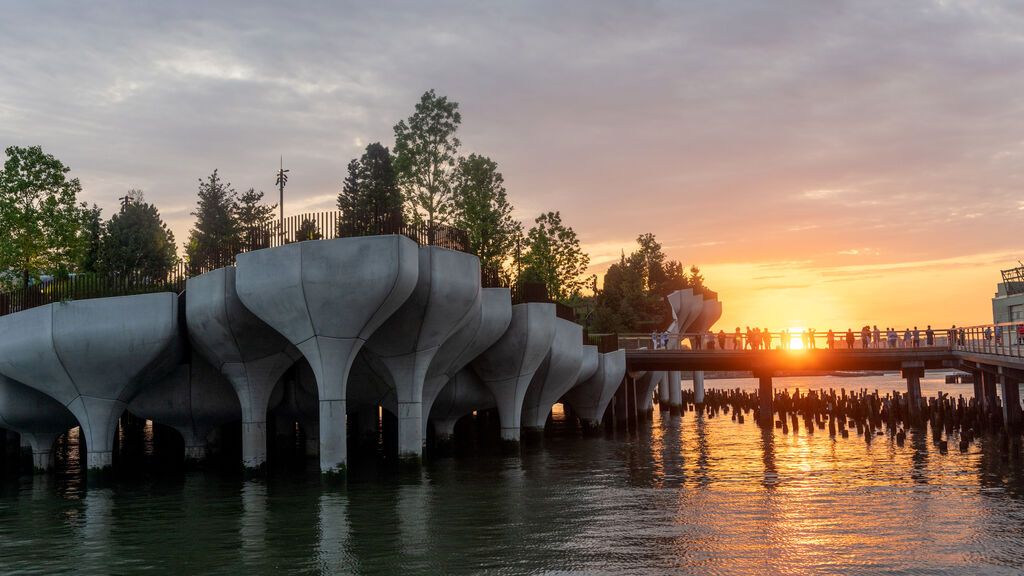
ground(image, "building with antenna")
xmin=993 ymin=263 xmax=1024 ymax=323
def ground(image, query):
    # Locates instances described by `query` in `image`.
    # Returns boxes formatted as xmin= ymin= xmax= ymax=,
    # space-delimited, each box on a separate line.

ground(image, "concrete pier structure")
xmin=420 ymin=288 xmax=512 ymax=443
xmin=128 ymin=356 xmax=240 ymax=463
xmin=0 ymin=374 xmax=78 ymax=471
xmin=521 ymin=318 xmax=584 ymax=434
xmin=0 ymin=293 xmax=180 ymax=471
xmin=471 ymin=303 xmax=557 ymax=444
xmin=689 ymin=297 xmax=722 ymax=405
xmin=187 ymin=266 xmax=301 ymax=471
xmin=999 ymin=371 xmax=1021 ymax=432
xmin=563 ymin=350 xmax=627 ymax=433
xmin=428 ymin=368 xmax=498 ymax=437
xmin=235 ymin=236 xmax=419 ymax=475
xmin=364 ymin=246 xmax=481 ymax=462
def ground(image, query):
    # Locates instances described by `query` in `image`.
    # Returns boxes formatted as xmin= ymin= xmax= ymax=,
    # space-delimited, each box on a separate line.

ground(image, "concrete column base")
xmin=521 ymin=426 xmax=545 ymax=443
xmin=397 ymin=401 xmax=423 ymax=463
xmin=32 ymin=450 xmax=52 ymax=473
xmin=241 ymin=421 xmax=268 ymax=472
xmin=184 ymin=445 xmax=208 ymax=463
xmin=580 ymin=419 xmax=603 ymax=436
xmin=1000 ymin=376 xmax=1021 ymax=432
xmin=694 ymin=371 xmax=706 ymax=405
xmin=319 ymin=399 xmax=347 ymax=477
xmin=87 ymin=450 xmax=113 ymax=471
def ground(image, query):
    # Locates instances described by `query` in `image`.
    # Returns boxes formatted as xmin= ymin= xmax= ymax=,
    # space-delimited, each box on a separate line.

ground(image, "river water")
xmin=2 ymin=373 xmax=1024 ymax=575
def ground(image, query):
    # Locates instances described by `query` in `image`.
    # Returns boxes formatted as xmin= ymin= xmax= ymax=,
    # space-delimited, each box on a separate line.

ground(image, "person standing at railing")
xmin=1016 ymin=324 xmax=1023 ymax=346
xmin=846 ymin=328 xmax=855 ymax=349
xmin=926 ymin=325 xmax=935 ymax=347
xmin=948 ymin=326 xmax=957 ymax=348
xmin=651 ymin=331 xmax=658 ymax=350
xmin=888 ymin=327 xmax=898 ymax=349
xmin=763 ymin=328 xmax=772 ymax=350
xmin=661 ymin=331 xmax=670 ymax=350
xmin=902 ymin=328 xmax=911 ymax=348
xmin=860 ymin=326 xmax=870 ymax=349
xmin=808 ymin=328 xmax=816 ymax=349
xmin=745 ymin=326 xmax=752 ymax=350
xmin=718 ymin=329 xmax=726 ymax=350
xmin=912 ymin=327 xmax=920 ymax=348
xmin=959 ymin=327 xmax=967 ymax=347
xmin=827 ymin=329 xmax=835 ymax=349
xmin=872 ymin=325 xmax=880 ymax=348
xmin=995 ymin=325 xmax=1002 ymax=346
xmin=734 ymin=327 xmax=741 ymax=350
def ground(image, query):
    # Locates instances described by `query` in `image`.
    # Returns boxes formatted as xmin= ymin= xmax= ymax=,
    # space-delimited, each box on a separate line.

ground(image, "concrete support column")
xmin=694 ymin=371 xmax=706 ymax=405
xmin=319 ymin=399 xmax=347 ymax=476
xmin=984 ymin=371 xmax=999 ymax=415
xmin=23 ymin=433 xmax=58 ymax=473
xmin=668 ymin=373 xmax=682 ymax=414
xmin=67 ymin=397 xmax=126 ymax=472
xmin=397 ymin=401 xmax=423 ymax=462
xmin=757 ymin=373 xmax=773 ymax=425
xmin=902 ymin=363 xmax=924 ymax=422
xmin=1000 ymin=373 xmax=1022 ymax=432
xmin=659 ymin=374 xmax=672 ymax=410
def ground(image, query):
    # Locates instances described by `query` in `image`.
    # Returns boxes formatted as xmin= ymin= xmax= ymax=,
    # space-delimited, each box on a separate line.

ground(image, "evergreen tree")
xmin=0 ymin=145 xmax=88 ymax=287
xmin=236 ymin=187 xmax=276 ymax=250
xmin=185 ymin=170 xmax=239 ymax=272
xmin=99 ymin=190 xmax=176 ymax=278
xmin=453 ymin=154 xmax=521 ymax=278
xmin=520 ymin=211 xmax=590 ymax=302
xmin=294 ymin=218 xmax=322 ymax=242
xmin=79 ymin=204 xmax=103 ymax=274
xmin=393 ymin=90 xmax=462 ymax=234
xmin=337 ymin=143 xmax=403 ymax=235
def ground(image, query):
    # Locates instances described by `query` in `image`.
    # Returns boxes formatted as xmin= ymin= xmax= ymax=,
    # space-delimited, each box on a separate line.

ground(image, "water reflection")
xmin=3 ymin=373 xmax=1024 ymax=574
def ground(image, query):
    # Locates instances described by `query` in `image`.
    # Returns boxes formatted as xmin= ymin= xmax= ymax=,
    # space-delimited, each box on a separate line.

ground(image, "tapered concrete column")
xmin=473 ymin=303 xmax=557 ymax=445
xmin=563 ymin=350 xmax=627 ymax=431
xmin=0 ymin=294 xmax=180 ymax=472
xmin=659 ymin=374 xmax=671 ymax=410
xmin=236 ymin=236 xmax=419 ymax=476
xmin=999 ymin=373 xmax=1022 ymax=432
xmin=668 ymin=372 xmax=683 ymax=414
xmin=694 ymin=371 xmax=706 ymax=405
xmin=188 ymin=267 xmax=302 ymax=472
xmin=429 ymin=369 xmax=498 ymax=434
xmin=757 ymin=372 xmax=773 ymax=425
xmin=902 ymin=362 xmax=924 ymax=421
xmin=421 ymin=288 xmax=512 ymax=443
xmin=522 ymin=319 xmax=584 ymax=432
xmin=0 ymin=374 xmax=78 ymax=474
xmin=363 ymin=246 xmax=481 ymax=463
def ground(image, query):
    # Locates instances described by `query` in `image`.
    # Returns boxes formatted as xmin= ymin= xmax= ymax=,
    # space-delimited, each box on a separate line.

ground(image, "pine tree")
xmin=236 ymin=188 xmax=276 ymax=250
xmin=185 ymin=170 xmax=239 ymax=272
xmin=338 ymin=143 xmax=402 ymax=236
xmin=99 ymin=190 xmax=176 ymax=278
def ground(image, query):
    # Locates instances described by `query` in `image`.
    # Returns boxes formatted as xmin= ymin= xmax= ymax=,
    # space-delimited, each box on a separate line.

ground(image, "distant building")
xmin=993 ymin=264 xmax=1024 ymax=323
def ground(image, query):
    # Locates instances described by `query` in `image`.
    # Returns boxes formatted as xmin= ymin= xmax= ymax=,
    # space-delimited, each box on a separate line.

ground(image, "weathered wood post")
xmin=999 ymin=368 xmax=1022 ymax=433
xmin=756 ymin=370 xmax=773 ymax=426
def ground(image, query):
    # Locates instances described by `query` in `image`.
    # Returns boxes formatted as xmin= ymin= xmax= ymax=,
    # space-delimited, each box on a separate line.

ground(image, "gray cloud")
xmin=2 ymin=0 xmax=1023 ymax=268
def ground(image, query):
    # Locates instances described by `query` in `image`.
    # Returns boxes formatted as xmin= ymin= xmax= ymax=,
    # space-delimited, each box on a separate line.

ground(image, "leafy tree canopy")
xmin=236 ymin=187 xmax=276 ymax=251
xmin=393 ymin=89 xmax=462 ymax=230
xmin=453 ymin=154 xmax=521 ymax=278
xmin=520 ymin=211 xmax=590 ymax=302
xmin=0 ymin=145 xmax=88 ymax=287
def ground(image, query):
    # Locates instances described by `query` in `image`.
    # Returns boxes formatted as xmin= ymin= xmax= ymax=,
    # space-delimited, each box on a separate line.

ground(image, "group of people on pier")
xmin=647 ymin=325 xmax=971 ymax=351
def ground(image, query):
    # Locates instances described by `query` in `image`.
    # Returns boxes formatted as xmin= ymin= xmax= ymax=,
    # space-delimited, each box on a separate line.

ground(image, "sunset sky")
xmin=2 ymin=1 xmax=1021 ymax=330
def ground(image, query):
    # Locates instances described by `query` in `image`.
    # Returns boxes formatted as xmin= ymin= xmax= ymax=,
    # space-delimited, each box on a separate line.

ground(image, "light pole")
xmin=275 ymin=156 xmax=289 ymax=240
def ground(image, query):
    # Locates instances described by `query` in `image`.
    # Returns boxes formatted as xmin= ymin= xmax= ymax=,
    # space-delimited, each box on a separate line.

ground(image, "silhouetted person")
xmin=846 ymin=329 xmax=855 ymax=349
xmin=912 ymin=326 xmax=920 ymax=348
xmin=718 ymin=329 xmax=726 ymax=350
xmin=926 ymin=325 xmax=934 ymax=346
xmin=861 ymin=326 xmax=870 ymax=349
xmin=808 ymin=328 xmax=816 ymax=349
xmin=763 ymin=328 xmax=772 ymax=350
xmin=827 ymin=329 xmax=835 ymax=350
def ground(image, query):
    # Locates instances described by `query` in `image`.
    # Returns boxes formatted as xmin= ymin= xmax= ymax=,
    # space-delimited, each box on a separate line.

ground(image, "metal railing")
xmin=606 ymin=329 xmax=955 ymax=352
xmin=0 ymin=211 xmax=471 ymax=317
xmin=949 ymin=322 xmax=1024 ymax=360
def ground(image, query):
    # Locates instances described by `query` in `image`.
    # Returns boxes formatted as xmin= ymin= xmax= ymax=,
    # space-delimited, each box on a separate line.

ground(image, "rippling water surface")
xmin=2 ymin=374 xmax=1024 ymax=575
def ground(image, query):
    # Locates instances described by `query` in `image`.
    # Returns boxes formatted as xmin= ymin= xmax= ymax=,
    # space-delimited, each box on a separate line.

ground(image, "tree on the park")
xmin=337 ymin=142 xmax=403 ymax=235
xmin=294 ymin=218 xmax=322 ymax=242
xmin=589 ymin=233 xmax=701 ymax=333
xmin=185 ymin=170 xmax=240 ymax=272
xmin=393 ymin=89 xmax=462 ymax=234
xmin=0 ymin=145 xmax=88 ymax=288
xmin=520 ymin=211 xmax=590 ymax=302
xmin=99 ymin=190 xmax=176 ymax=278
xmin=79 ymin=204 xmax=103 ymax=274
xmin=236 ymin=187 xmax=276 ymax=250
xmin=453 ymin=154 xmax=521 ymax=277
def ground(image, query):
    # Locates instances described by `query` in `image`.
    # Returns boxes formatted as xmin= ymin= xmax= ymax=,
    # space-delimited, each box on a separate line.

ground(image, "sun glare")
xmin=787 ymin=327 xmax=805 ymax=350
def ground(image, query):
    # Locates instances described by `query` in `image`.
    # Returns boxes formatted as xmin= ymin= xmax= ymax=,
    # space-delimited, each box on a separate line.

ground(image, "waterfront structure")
xmin=993 ymin=264 xmax=1024 ymax=323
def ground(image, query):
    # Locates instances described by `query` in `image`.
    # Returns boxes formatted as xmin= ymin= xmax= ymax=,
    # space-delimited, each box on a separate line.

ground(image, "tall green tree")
xmin=453 ymin=154 xmax=521 ymax=276
xmin=338 ymin=142 xmax=403 ymax=235
xmin=236 ymin=187 xmax=276 ymax=250
xmin=294 ymin=218 xmax=322 ymax=242
xmin=99 ymin=190 xmax=176 ymax=278
xmin=185 ymin=170 xmax=239 ymax=271
xmin=393 ymin=89 xmax=462 ymax=233
xmin=0 ymin=145 xmax=88 ymax=287
xmin=520 ymin=211 xmax=590 ymax=302
xmin=79 ymin=203 xmax=103 ymax=274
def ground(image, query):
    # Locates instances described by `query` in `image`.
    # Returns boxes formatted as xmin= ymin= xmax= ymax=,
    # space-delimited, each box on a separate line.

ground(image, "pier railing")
xmin=605 ymin=330 xmax=955 ymax=352
xmin=949 ymin=322 xmax=1024 ymax=360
